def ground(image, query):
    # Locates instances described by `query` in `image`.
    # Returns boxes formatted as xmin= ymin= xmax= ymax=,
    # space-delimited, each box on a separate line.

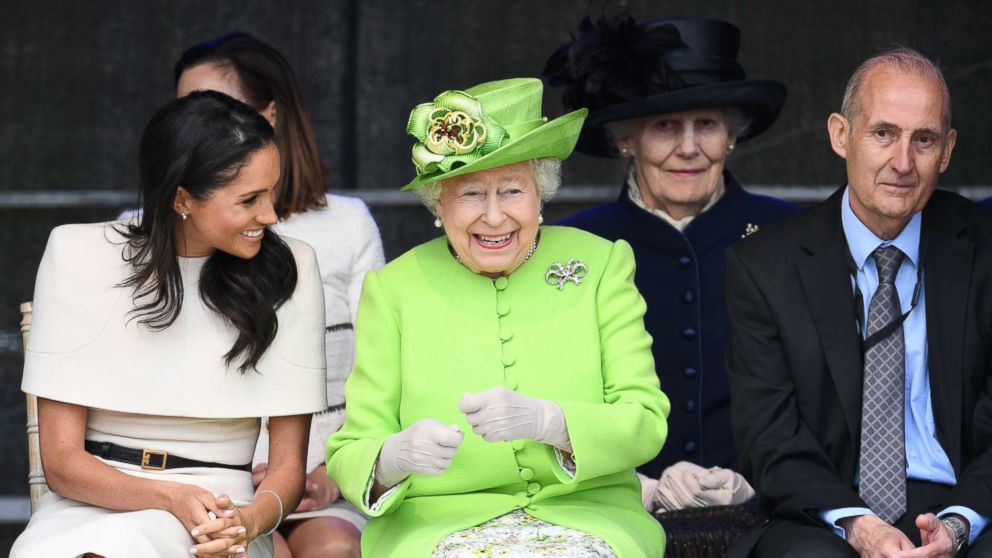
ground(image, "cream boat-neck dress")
xmin=12 ymin=222 xmax=327 ymax=557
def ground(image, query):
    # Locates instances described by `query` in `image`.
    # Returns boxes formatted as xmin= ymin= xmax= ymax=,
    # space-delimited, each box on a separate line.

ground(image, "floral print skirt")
xmin=431 ymin=509 xmax=617 ymax=557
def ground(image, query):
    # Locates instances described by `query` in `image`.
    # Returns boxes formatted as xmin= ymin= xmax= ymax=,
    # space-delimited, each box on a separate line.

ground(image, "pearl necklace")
xmin=452 ymin=238 xmax=538 ymax=267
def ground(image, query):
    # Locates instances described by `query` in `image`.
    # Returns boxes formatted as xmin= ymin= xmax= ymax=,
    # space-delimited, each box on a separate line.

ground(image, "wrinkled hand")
xmin=459 ymin=387 xmax=569 ymax=447
xmin=891 ymin=514 xmax=957 ymax=558
xmin=296 ymin=465 xmax=340 ymax=513
xmin=375 ymin=419 xmax=464 ymax=487
xmin=841 ymin=514 xmax=915 ymax=558
xmin=654 ymin=462 xmax=755 ymax=511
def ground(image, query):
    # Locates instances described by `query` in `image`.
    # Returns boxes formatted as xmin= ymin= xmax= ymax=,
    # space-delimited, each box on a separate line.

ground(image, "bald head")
xmin=841 ymin=48 xmax=952 ymax=134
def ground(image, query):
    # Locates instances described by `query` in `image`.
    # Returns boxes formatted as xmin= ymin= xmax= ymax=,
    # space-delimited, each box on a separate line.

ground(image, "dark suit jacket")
xmin=561 ymin=171 xmax=797 ymax=476
xmin=725 ymin=187 xmax=992 ymax=525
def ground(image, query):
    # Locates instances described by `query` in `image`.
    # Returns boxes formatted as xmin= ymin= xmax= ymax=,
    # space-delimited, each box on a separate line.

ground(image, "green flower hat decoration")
xmin=402 ymin=78 xmax=588 ymax=191
xmin=409 ymin=90 xmax=505 ymax=175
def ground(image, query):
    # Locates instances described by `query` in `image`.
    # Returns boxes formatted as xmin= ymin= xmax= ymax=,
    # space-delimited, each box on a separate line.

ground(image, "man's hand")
xmin=841 ymin=514 xmax=915 ymax=557
xmin=890 ymin=513 xmax=957 ymax=558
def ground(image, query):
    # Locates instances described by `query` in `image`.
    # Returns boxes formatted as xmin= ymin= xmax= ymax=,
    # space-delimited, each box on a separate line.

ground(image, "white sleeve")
xmin=347 ymin=202 xmax=385 ymax=323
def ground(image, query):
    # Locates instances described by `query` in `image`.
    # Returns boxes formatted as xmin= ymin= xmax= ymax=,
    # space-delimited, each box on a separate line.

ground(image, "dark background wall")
xmin=1 ymin=0 xmax=990 ymax=549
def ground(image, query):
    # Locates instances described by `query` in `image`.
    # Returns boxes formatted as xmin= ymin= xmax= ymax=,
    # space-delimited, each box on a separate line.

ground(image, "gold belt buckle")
xmin=141 ymin=449 xmax=168 ymax=470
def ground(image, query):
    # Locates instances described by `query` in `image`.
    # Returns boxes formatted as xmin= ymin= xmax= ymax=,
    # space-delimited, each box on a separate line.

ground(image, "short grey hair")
xmin=604 ymin=107 xmax=750 ymax=156
xmin=413 ymin=157 xmax=562 ymax=215
xmin=841 ymin=47 xmax=952 ymax=133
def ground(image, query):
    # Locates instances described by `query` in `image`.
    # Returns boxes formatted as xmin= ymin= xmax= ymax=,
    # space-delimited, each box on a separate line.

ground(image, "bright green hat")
xmin=402 ymin=78 xmax=588 ymax=191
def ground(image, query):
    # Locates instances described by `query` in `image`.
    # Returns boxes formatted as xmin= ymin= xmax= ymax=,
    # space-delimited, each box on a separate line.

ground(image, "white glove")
xmin=374 ymin=419 xmax=464 ymax=488
xmin=637 ymin=473 xmax=661 ymax=511
xmin=458 ymin=387 xmax=569 ymax=447
xmin=655 ymin=461 xmax=755 ymax=511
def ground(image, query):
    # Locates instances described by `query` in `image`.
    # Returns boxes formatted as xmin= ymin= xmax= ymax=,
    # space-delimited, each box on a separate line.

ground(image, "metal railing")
xmin=3 ymin=185 xmax=989 ymax=208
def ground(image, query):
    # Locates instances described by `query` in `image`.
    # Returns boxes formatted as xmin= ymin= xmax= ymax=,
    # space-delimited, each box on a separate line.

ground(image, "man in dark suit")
xmin=726 ymin=48 xmax=992 ymax=557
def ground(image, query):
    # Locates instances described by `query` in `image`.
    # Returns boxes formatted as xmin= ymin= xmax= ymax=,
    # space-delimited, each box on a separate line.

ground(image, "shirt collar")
xmin=626 ymin=168 xmax=726 ymax=232
xmin=841 ymin=186 xmax=921 ymax=271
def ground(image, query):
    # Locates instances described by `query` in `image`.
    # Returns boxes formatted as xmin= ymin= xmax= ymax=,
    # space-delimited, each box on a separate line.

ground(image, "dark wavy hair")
xmin=175 ymin=32 xmax=327 ymax=218
xmin=119 ymin=90 xmax=298 ymax=373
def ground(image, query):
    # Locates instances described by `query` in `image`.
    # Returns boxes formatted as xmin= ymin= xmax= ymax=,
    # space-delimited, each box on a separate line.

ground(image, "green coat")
xmin=327 ymin=226 xmax=670 ymax=557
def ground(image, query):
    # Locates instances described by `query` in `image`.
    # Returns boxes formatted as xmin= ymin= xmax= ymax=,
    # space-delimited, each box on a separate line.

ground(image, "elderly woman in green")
xmin=327 ymin=78 xmax=669 ymax=558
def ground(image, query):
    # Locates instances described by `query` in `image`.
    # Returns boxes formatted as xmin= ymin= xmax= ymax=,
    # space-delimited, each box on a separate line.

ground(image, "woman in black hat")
xmin=544 ymin=14 xmax=798 ymax=513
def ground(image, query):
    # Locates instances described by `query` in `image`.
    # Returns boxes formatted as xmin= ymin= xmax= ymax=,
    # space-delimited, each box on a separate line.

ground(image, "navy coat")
xmin=981 ymin=197 xmax=992 ymax=208
xmin=559 ymin=171 xmax=798 ymax=477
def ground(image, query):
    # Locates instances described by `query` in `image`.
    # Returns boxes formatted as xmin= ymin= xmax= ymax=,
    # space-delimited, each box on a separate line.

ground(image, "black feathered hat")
xmin=543 ymin=15 xmax=786 ymax=157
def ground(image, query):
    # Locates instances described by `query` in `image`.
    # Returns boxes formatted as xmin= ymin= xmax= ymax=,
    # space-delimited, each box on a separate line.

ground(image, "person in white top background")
xmin=13 ymin=90 xmax=327 ymax=558
xmin=172 ymin=32 xmax=385 ymax=558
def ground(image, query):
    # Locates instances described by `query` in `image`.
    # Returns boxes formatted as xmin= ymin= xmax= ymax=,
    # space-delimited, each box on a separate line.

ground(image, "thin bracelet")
xmin=252 ymin=488 xmax=284 ymax=536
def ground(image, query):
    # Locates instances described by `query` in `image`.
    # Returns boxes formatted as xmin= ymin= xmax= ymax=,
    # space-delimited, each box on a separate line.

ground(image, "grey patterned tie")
xmin=858 ymin=246 xmax=907 ymax=523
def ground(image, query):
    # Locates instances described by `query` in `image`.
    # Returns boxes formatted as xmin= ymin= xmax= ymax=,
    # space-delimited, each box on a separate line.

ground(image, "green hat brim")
xmin=402 ymin=108 xmax=588 ymax=191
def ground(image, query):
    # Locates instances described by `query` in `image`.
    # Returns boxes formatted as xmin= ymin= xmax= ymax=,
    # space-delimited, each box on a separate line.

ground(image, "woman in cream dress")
xmin=12 ymin=91 xmax=326 ymax=558
xmin=173 ymin=33 xmax=384 ymax=557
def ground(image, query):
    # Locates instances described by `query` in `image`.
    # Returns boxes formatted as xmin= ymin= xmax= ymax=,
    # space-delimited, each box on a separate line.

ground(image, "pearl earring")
xmin=180 ymin=212 xmax=188 ymax=221
xmin=538 ymin=214 xmax=544 ymax=225
xmin=620 ymin=147 xmax=630 ymax=157
xmin=727 ymin=144 xmax=735 ymax=153
xmin=434 ymin=218 xmax=442 ymax=228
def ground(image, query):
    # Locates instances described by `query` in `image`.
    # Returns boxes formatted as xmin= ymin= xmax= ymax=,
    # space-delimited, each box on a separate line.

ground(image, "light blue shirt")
xmin=818 ymin=188 xmax=988 ymax=543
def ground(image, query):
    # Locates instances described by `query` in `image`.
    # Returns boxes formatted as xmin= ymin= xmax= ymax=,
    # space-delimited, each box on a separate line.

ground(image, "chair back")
xmin=20 ymin=301 xmax=49 ymax=513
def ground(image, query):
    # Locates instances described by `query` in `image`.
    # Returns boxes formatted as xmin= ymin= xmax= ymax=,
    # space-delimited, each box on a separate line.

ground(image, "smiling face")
xmin=616 ymin=108 xmax=735 ymax=220
xmin=435 ymin=161 xmax=541 ymax=277
xmin=828 ymin=67 xmax=956 ymax=239
xmin=174 ymin=144 xmax=281 ymax=259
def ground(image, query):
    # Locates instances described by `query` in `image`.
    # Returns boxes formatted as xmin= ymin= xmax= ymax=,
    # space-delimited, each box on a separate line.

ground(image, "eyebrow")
xmin=868 ymin=120 xmax=942 ymax=136
xmin=238 ymin=188 xmax=269 ymax=199
xmin=868 ymin=120 xmax=901 ymax=131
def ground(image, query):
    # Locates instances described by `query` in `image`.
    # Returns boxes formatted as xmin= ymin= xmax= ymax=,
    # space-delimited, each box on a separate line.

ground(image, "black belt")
xmin=85 ymin=440 xmax=252 ymax=472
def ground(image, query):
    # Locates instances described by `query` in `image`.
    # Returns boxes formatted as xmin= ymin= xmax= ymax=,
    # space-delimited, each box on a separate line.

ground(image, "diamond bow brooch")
xmin=545 ymin=259 xmax=588 ymax=291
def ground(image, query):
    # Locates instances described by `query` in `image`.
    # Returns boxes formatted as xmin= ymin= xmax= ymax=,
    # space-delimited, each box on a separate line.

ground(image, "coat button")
xmin=494 ymin=277 xmax=509 ymax=290
xmin=520 ymin=467 xmax=534 ymax=481
xmin=497 ymin=303 xmax=510 ymax=316
xmin=684 ymin=399 xmax=696 ymax=412
xmin=678 ymin=256 xmax=691 ymax=268
xmin=502 ymin=354 xmax=516 ymax=366
xmin=682 ymin=328 xmax=697 ymax=339
xmin=527 ymin=482 xmax=541 ymax=495
xmin=515 ymin=492 xmax=530 ymax=507
xmin=511 ymin=440 xmax=525 ymax=451
xmin=684 ymin=367 xmax=698 ymax=378
xmin=684 ymin=441 xmax=698 ymax=453
xmin=499 ymin=327 xmax=513 ymax=341
xmin=683 ymin=291 xmax=694 ymax=303
xmin=504 ymin=377 xmax=518 ymax=390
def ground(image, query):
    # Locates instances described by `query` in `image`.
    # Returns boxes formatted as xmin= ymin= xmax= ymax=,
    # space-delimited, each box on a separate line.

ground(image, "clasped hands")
xmin=167 ymin=484 xmax=249 ymax=558
xmin=841 ymin=513 xmax=961 ymax=558
xmin=638 ymin=461 xmax=755 ymax=512
xmin=375 ymin=387 xmax=567 ymax=487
